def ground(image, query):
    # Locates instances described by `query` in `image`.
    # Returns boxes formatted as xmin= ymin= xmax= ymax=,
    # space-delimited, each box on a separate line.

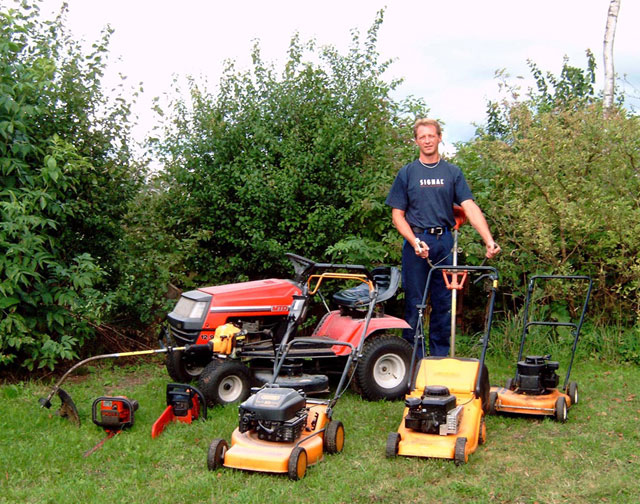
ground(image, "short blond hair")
xmin=413 ymin=118 xmax=442 ymax=138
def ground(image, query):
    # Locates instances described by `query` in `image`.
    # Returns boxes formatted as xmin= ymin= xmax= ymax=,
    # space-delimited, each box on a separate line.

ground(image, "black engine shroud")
xmin=238 ymin=387 xmax=308 ymax=443
xmin=515 ymin=355 xmax=559 ymax=395
xmin=404 ymin=385 xmax=456 ymax=435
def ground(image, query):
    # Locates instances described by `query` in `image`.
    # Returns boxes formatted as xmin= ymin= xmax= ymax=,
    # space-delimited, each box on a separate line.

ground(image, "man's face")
xmin=414 ymin=124 xmax=441 ymax=157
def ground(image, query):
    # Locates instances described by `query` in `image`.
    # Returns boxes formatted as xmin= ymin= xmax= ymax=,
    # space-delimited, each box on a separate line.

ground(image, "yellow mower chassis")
xmin=393 ymin=357 xmax=486 ymax=464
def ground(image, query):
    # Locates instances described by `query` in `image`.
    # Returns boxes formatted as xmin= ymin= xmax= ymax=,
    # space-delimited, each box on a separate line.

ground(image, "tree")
xmin=603 ymin=0 xmax=621 ymax=111
xmin=147 ymin=10 xmax=427 ymax=289
xmin=456 ymin=55 xmax=640 ymax=327
xmin=0 ymin=1 xmax=141 ymax=370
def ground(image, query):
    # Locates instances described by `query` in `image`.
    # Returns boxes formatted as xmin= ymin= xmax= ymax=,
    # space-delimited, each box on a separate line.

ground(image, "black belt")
xmin=411 ymin=226 xmax=448 ymax=236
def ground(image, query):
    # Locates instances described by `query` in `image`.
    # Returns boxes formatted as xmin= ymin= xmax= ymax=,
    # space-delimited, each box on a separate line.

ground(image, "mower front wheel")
xmin=288 ymin=446 xmax=308 ymax=480
xmin=386 ymin=432 xmax=400 ymax=458
xmin=356 ymin=334 xmax=412 ymax=401
xmin=568 ymin=381 xmax=578 ymax=406
xmin=207 ymin=438 xmax=228 ymax=470
xmin=454 ymin=437 xmax=468 ymax=466
xmin=198 ymin=360 xmax=251 ymax=406
xmin=324 ymin=420 xmax=345 ymax=454
xmin=166 ymin=349 xmax=206 ymax=382
xmin=488 ymin=391 xmax=498 ymax=415
xmin=555 ymin=396 xmax=568 ymax=423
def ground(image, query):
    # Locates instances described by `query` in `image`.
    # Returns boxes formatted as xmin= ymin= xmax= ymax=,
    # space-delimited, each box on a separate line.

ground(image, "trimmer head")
xmin=39 ymin=388 xmax=80 ymax=426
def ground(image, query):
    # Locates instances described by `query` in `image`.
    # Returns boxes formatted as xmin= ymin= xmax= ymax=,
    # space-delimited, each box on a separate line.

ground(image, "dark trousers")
xmin=401 ymin=230 xmax=453 ymax=358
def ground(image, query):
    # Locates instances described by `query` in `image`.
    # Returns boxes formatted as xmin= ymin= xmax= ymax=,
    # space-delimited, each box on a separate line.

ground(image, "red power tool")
xmin=151 ymin=383 xmax=207 ymax=438
xmin=83 ymin=396 xmax=139 ymax=457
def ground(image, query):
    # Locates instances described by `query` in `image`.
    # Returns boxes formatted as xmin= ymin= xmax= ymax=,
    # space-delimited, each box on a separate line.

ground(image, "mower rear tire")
xmin=555 ymin=396 xmax=568 ymax=423
xmin=207 ymin=438 xmax=228 ymax=470
xmin=454 ymin=437 xmax=468 ymax=466
xmin=324 ymin=420 xmax=345 ymax=454
xmin=568 ymin=381 xmax=578 ymax=405
xmin=288 ymin=446 xmax=307 ymax=480
xmin=386 ymin=432 xmax=400 ymax=458
xmin=166 ymin=349 xmax=206 ymax=382
xmin=355 ymin=334 xmax=412 ymax=401
xmin=489 ymin=390 xmax=498 ymax=414
xmin=198 ymin=360 xmax=251 ymax=406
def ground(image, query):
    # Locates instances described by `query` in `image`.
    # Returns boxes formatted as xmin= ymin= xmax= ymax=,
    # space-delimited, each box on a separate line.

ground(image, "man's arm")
xmin=460 ymin=199 xmax=501 ymax=259
xmin=391 ymin=208 xmax=429 ymax=258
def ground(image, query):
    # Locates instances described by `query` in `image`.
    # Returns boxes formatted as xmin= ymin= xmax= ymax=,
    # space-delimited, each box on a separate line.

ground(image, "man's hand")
xmin=486 ymin=241 xmax=501 ymax=259
xmin=414 ymin=238 xmax=430 ymax=259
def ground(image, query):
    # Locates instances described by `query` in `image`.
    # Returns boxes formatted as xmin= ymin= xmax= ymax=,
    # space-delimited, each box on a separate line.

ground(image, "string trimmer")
xmin=38 ymin=342 xmax=207 ymax=425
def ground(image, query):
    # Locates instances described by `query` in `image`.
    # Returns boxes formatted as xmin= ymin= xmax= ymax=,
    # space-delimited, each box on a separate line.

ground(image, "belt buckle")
xmin=431 ymin=227 xmax=443 ymax=236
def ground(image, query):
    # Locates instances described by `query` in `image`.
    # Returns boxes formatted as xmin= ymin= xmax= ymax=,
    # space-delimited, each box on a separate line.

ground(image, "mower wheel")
xmin=355 ymin=334 xmax=412 ymax=401
xmin=478 ymin=416 xmax=486 ymax=445
xmin=505 ymin=377 xmax=515 ymax=391
xmin=479 ymin=364 xmax=490 ymax=414
xmin=454 ymin=437 xmax=468 ymax=466
xmin=488 ymin=391 xmax=498 ymax=415
xmin=386 ymin=432 xmax=400 ymax=458
xmin=166 ymin=349 xmax=205 ymax=382
xmin=324 ymin=420 xmax=345 ymax=454
xmin=198 ymin=360 xmax=251 ymax=406
xmin=568 ymin=381 xmax=578 ymax=406
xmin=288 ymin=446 xmax=308 ymax=481
xmin=207 ymin=438 xmax=228 ymax=470
xmin=555 ymin=396 xmax=568 ymax=423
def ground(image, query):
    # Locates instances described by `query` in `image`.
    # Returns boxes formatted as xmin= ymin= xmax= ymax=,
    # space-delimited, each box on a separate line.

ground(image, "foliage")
xmin=148 ymin=10 xmax=427 ymax=287
xmin=455 ymin=53 xmax=640 ymax=330
xmin=0 ymin=1 xmax=141 ymax=369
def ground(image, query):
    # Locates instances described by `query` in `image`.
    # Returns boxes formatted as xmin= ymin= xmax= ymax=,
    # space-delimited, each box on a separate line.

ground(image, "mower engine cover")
xmin=404 ymin=385 xmax=462 ymax=435
xmin=515 ymin=355 xmax=559 ymax=394
xmin=238 ymin=387 xmax=308 ymax=443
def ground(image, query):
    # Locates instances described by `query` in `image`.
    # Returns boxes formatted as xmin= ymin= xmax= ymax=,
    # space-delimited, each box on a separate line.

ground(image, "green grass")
xmin=1 ymin=357 xmax=639 ymax=504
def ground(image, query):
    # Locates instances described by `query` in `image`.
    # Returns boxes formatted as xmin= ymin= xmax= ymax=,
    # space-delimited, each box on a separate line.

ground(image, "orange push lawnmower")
xmin=207 ymin=270 xmax=379 ymax=480
xmin=488 ymin=275 xmax=593 ymax=422
xmin=386 ymin=264 xmax=499 ymax=465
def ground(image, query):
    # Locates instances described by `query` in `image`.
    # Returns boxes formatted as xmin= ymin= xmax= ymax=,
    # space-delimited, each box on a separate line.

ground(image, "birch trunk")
xmin=603 ymin=0 xmax=621 ymax=111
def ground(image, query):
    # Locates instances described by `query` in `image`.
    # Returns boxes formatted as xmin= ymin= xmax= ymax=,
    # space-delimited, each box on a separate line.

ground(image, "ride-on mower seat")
xmin=332 ymin=267 xmax=399 ymax=308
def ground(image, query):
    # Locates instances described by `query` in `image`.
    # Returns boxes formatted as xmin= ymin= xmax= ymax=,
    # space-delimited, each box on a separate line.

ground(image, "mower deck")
xmin=223 ymin=402 xmax=328 ymax=474
xmin=490 ymin=386 xmax=572 ymax=418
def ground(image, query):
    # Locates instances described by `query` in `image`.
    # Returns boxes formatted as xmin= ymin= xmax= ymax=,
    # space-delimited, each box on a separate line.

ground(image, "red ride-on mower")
xmin=207 ymin=270 xmax=378 ymax=480
xmin=161 ymin=254 xmax=413 ymax=405
xmin=488 ymin=275 xmax=593 ymax=422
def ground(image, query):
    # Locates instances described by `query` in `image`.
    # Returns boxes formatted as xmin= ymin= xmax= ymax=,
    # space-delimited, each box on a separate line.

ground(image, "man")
xmin=385 ymin=118 xmax=500 ymax=357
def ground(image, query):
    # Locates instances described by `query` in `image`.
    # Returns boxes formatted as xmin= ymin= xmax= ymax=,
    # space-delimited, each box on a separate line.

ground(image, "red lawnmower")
xmin=161 ymin=254 xmax=413 ymax=406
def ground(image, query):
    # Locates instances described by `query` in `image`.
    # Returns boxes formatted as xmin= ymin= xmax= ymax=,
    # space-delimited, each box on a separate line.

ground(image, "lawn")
xmin=1 ymin=356 xmax=638 ymax=504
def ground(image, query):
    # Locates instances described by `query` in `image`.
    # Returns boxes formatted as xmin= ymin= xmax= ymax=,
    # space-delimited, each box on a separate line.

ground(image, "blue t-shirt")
xmin=385 ymin=159 xmax=474 ymax=229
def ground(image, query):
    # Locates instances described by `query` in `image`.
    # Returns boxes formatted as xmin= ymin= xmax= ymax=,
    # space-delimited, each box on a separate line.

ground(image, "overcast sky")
xmin=36 ymin=0 xmax=639 ymax=153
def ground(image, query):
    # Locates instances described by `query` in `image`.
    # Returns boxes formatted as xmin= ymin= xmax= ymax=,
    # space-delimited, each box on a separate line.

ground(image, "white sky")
xmin=35 ymin=0 xmax=640 ymax=153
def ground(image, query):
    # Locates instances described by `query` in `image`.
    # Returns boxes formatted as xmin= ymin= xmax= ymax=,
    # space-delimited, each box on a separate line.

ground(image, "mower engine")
xmin=238 ymin=387 xmax=308 ymax=443
xmin=514 ymin=355 xmax=559 ymax=395
xmin=404 ymin=385 xmax=463 ymax=436
xmin=92 ymin=396 xmax=138 ymax=431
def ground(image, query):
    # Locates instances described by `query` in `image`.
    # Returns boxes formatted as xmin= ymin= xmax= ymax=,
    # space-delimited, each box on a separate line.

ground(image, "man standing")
xmin=385 ymin=118 xmax=500 ymax=357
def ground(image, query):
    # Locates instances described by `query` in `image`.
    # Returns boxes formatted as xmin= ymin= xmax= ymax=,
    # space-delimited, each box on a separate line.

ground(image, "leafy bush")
xmin=0 ymin=1 xmax=141 ymax=369
xmin=148 ymin=10 xmax=427 ymax=288
xmin=455 ymin=53 xmax=640 ymax=330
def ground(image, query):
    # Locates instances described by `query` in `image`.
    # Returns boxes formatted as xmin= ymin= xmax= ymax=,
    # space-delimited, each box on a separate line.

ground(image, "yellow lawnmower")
xmin=386 ymin=264 xmax=499 ymax=465
xmin=207 ymin=270 xmax=378 ymax=480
